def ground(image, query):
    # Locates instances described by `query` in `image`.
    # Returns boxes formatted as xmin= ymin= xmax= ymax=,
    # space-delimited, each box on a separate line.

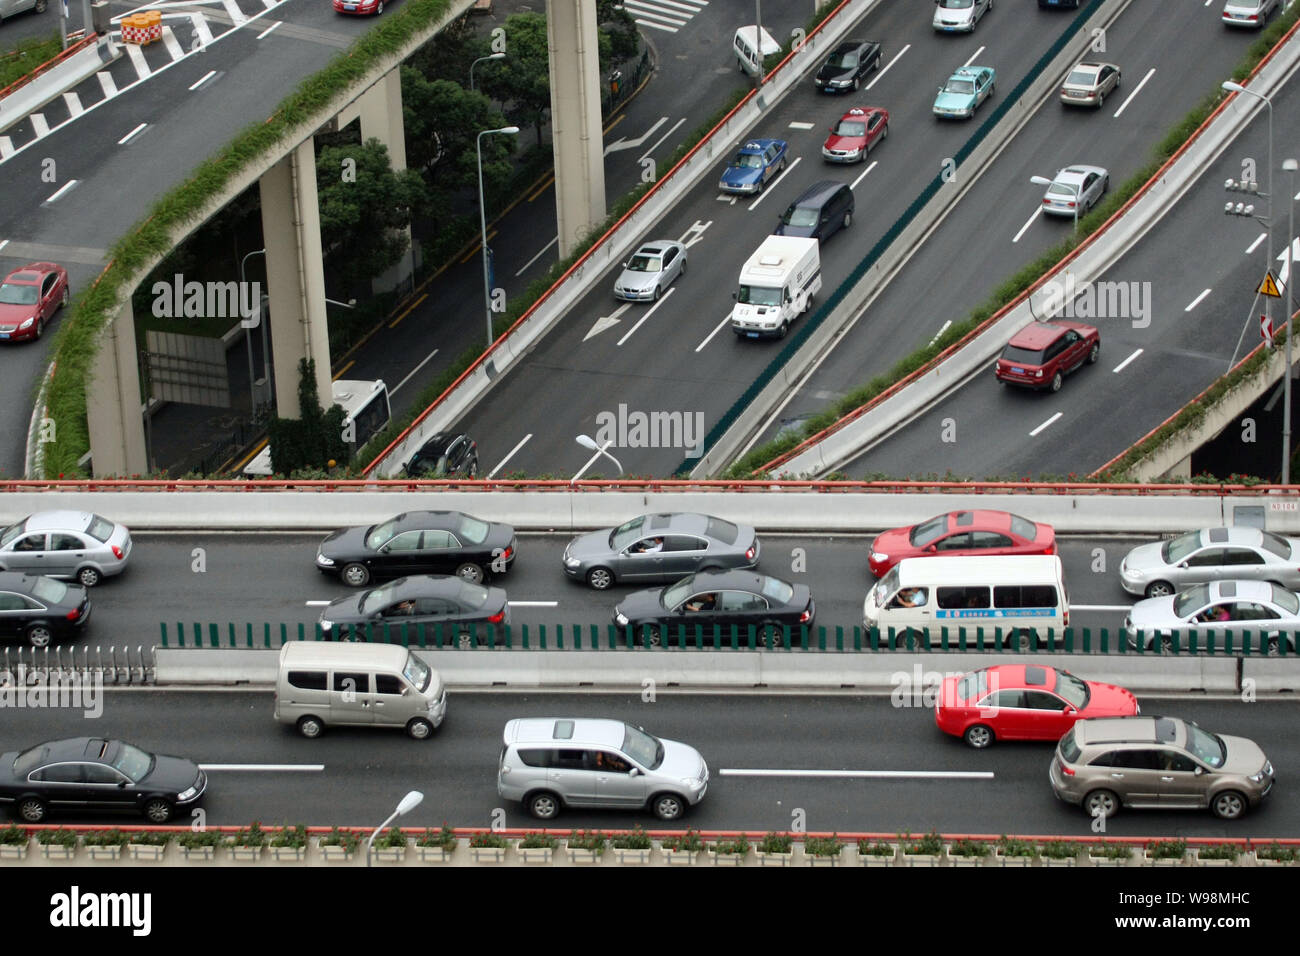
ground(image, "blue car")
xmin=932 ymin=65 xmax=995 ymax=119
xmin=718 ymin=139 xmax=788 ymax=195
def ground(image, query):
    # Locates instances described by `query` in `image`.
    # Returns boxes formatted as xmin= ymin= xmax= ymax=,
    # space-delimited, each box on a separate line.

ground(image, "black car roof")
xmin=678 ymin=569 xmax=784 ymax=595
xmin=413 ymin=433 xmax=463 ymax=455
xmin=792 ymin=180 xmax=849 ymax=207
xmin=23 ymin=737 xmax=103 ymax=763
xmin=378 ymin=576 xmax=477 ymax=600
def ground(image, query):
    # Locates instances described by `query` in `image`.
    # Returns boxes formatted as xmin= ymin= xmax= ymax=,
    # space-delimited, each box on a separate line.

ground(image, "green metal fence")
xmin=158 ymin=620 xmax=1298 ymax=655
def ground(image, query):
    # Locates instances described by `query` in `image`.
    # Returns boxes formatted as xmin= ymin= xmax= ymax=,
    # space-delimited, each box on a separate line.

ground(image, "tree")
xmin=401 ymin=69 xmax=514 ymax=191
xmin=315 ymin=138 xmax=430 ymax=295
xmin=267 ymin=359 xmax=347 ymax=475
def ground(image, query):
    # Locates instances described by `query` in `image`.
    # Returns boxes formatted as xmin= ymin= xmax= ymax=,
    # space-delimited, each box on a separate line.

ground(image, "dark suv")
xmin=995 ymin=320 xmax=1099 ymax=392
xmin=813 ymin=39 xmax=883 ymax=92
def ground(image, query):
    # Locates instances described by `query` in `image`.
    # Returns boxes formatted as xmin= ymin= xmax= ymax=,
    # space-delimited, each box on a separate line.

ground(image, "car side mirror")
xmin=628 ymin=767 xmax=640 ymax=777
xmin=926 ymin=545 xmax=937 ymax=553
xmin=732 ymin=291 xmax=738 ymax=300
xmin=1179 ymin=561 xmax=1189 ymax=569
xmin=1194 ymin=766 xmax=1204 ymax=776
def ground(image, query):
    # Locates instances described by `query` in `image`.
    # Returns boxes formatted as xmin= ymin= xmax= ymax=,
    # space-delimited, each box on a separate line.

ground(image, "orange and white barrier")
xmin=121 ymin=11 xmax=163 ymax=46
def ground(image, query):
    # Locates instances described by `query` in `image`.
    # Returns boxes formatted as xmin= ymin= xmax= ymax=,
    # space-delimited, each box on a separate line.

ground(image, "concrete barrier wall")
xmin=1242 ymin=660 xmax=1300 ymax=693
xmin=3 ymin=489 xmax=1297 ymax=533
xmin=156 ymin=647 xmax=1249 ymax=693
xmin=0 ymin=37 xmax=113 ymax=134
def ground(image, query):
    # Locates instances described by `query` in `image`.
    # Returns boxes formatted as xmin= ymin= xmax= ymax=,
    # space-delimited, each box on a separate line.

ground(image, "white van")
xmin=730 ymin=235 xmax=821 ymax=339
xmin=733 ymin=25 xmax=780 ymax=76
xmin=243 ymin=379 xmax=390 ymax=476
xmin=863 ymin=555 xmax=1069 ymax=650
xmin=274 ymin=642 xmax=447 ymax=740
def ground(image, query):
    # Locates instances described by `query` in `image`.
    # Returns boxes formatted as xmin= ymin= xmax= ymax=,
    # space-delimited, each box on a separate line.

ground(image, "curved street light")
xmin=366 ymin=790 xmax=423 ymax=867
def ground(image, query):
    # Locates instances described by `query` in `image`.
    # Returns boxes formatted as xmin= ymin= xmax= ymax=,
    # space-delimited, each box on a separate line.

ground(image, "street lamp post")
xmin=572 ymin=434 xmax=623 ymax=484
xmin=469 ymin=52 xmax=506 ymax=93
xmin=365 ymin=790 xmax=423 ymax=868
xmin=477 ymin=126 xmax=520 ymax=351
xmin=240 ymin=249 xmax=267 ymax=416
xmin=1222 ymin=81 xmax=1280 ymax=479
xmin=1284 ymin=157 xmax=1297 ymax=484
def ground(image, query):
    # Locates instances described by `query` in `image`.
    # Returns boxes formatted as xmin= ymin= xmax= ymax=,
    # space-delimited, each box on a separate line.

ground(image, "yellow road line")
xmin=388 ymin=293 xmax=429 ymax=329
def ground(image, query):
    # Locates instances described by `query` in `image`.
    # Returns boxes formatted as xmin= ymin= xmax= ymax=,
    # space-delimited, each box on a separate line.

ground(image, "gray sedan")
xmin=1040 ymin=165 xmax=1108 ymax=217
xmin=1059 ymin=62 xmax=1120 ymax=108
xmin=612 ymin=241 xmax=686 ymax=302
xmin=1120 ymin=526 xmax=1300 ymax=597
xmin=1125 ymin=580 xmax=1300 ymax=655
xmin=562 ymin=513 xmax=759 ymax=590
xmin=0 ymin=511 xmax=132 ymax=586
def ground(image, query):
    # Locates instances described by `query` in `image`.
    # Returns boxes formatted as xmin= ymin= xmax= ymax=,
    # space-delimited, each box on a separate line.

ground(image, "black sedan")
xmin=0 ymin=572 xmax=90 ymax=647
xmin=813 ymin=38 xmax=883 ymax=92
xmin=0 ymin=737 xmax=206 ymax=824
xmin=319 ymin=575 xmax=510 ymax=646
xmin=612 ymin=569 xmax=815 ymax=647
xmin=316 ymin=510 xmax=516 ymax=586
xmin=402 ymin=432 xmax=479 ymax=478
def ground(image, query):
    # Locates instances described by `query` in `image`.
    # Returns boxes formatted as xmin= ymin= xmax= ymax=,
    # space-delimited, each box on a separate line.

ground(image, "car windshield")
xmin=828 ymin=51 xmax=859 ymax=68
xmin=112 ymin=742 xmax=154 ymax=783
xmin=0 ymin=519 xmax=29 ymax=548
xmin=872 ymin=566 xmax=900 ymax=605
xmin=1260 ymin=531 xmax=1292 ymax=558
xmin=737 ymin=284 xmax=783 ymax=306
xmin=359 ymin=583 xmax=399 ymax=615
xmin=956 ymin=670 xmax=987 ymax=701
xmin=403 ymin=653 xmax=431 ymax=692
xmin=1173 ymin=584 xmax=1212 ymax=618
xmin=760 ymin=576 xmax=794 ymax=603
xmin=1009 ymin=515 xmax=1038 ymax=540
xmin=733 ymin=154 xmax=763 ymax=168
xmin=1066 ymin=69 xmax=1097 ymax=85
xmin=1053 ymin=671 xmax=1090 ymax=708
xmin=941 ymin=0 xmax=974 ymax=7
xmin=610 ymin=516 xmax=646 ymax=551
xmin=412 ymin=455 xmax=450 ymax=477
xmin=1184 ymin=723 xmax=1226 ymax=768
xmin=0 ymin=283 xmax=37 ymax=306
xmin=944 ymin=79 xmax=975 ymax=95
xmin=834 ymin=121 xmax=866 ymax=137
xmin=1270 ymin=584 xmax=1300 ymax=615
xmin=1162 ymin=531 xmax=1203 ymax=563
xmin=1001 ymin=346 xmax=1046 ymax=365
xmin=365 ymin=519 xmax=398 ymax=550
xmin=456 ymin=514 xmax=490 ymax=545
xmin=622 ymin=723 xmax=664 ymax=770
xmin=86 ymin=515 xmax=116 ymax=542
xmin=457 ymin=580 xmax=490 ymax=610
xmin=781 ymin=207 xmax=819 ymax=228
xmin=13 ymin=744 xmax=51 ymax=777
xmin=661 ymin=575 xmax=695 ymax=609
xmin=29 ymin=576 xmax=69 ymax=604
xmin=626 ymin=254 xmax=663 ymax=273
xmin=909 ymin=516 xmax=948 ymax=547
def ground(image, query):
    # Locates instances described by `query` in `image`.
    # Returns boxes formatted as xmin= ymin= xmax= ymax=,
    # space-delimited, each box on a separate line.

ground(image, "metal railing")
xmin=0 ymin=644 xmax=153 ymax=685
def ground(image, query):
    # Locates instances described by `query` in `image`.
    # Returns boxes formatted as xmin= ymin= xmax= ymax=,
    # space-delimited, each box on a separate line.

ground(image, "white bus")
xmin=242 ymin=379 xmax=390 ymax=476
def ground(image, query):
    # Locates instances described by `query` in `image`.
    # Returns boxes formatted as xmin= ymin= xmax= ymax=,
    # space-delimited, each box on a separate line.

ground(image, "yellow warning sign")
xmin=1259 ymin=272 xmax=1282 ymax=298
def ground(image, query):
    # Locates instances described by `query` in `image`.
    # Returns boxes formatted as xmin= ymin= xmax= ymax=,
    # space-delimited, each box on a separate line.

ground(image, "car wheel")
xmin=680 ymin=257 xmax=687 ymax=275
xmin=143 ymin=799 xmax=173 ymax=824
xmin=1211 ymin=790 xmax=1247 ymax=820
xmin=1096 ymin=92 xmax=1105 ymax=108
xmin=297 ymin=715 xmax=324 ymax=739
xmin=406 ymin=717 xmax=433 ymax=740
xmin=653 ymin=284 xmax=662 ymax=301
xmin=77 ymin=566 xmax=101 ymax=587
xmin=341 ymin=563 xmax=370 ymax=587
xmin=963 ymin=724 xmax=994 ymax=749
xmin=455 ymin=562 xmax=485 ymax=584
xmin=842 ymin=211 xmax=852 ymax=230
xmin=466 ymin=458 xmax=478 ymax=478
xmin=61 ymin=286 xmax=69 ymax=308
xmin=527 ymin=791 xmax=561 ymax=820
xmin=1010 ymin=630 xmax=1038 ymax=653
xmin=1049 ymin=371 xmax=1063 ymax=393
xmin=777 ymin=320 xmax=789 ymax=339
xmin=1158 ymin=634 xmax=1174 ymax=653
xmin=852 ymin=75 xmax=860 ymax=91
xmin=17 ymin=798 xmax=46 ymax=823
xmin=893 ymin=628 xmax=927 ymax=650
xmin=34 ymin=0 xmax=48 ymax=9
xmin=881 ymin=123 xmax=888 ymax=142
xmin=587 ymin=567 xmax=614 ymax=590
xmin=637 ymin=623 xmax=663 ymax=647
xmin=1144 ymin=580 xmax=1174 ymax=599
xmin=375 ymin=0 xmax=383 ymax=11
xmin=759 ymin=622 xmax=785 ymax=648
xmin=25 ymin=624 xmax=52 ymax=648
xmin=651 ymin=793 xmax=685 ymax=821
xmin=1083 ymin=789 xmax=1119 ymax=820
xmin=34 ymin=317 xmax=44 ymax=339
xmin=1088 ymin=343 xmax=1100 ymax=364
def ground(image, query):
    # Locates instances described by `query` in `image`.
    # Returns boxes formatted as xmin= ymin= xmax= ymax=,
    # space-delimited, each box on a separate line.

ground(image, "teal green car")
xmin=932 ymin=65 xmax=995 ymax=119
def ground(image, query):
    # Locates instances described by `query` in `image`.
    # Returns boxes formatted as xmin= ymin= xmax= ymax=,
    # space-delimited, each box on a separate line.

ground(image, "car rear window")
xmin=29 ymin=576 xmax=69 ymax=605
xmin=1270 ymin=584 xmax=1300 ymax=615
xmin=0 ymin=519 xmax=29 ymax=548
xmin=1260 ymin=531 xmax=1292 ymax=558
xmin=85 ymin=515 xmax=116 ymax=543
xmin=456 ymin=515 xmax=490 ymax=545
xmin=760 ymin=576 xmax=795 ymax=603
xmin=1046 ymin=183 xmax=1077 ymax=198
xmin=457 ymin=581 xmax=490 ymax=609
xmin=1008 ymin=515 xmax=1038 ymax=540
xmin=1001 ymin=345 xmax=1046 ymax=366
xmin=705 ymin=518 xmax=739 ymax=545
xmin=956 ymin=670 xmax=987 ymax=701
xmin=1058 ymin=728 xmax=1081 ymax=763
xmin=13 ymin=744 xmax=51 ymax=777
xmin=1065 ymin=68 xmax=1096 ymax=85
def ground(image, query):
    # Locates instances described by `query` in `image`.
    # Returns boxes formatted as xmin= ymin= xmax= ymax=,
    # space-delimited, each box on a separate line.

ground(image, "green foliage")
xmin=948 ymin=838 xmax=991 ymax=857
xmin=611 ymin=825 xmax=652 ymax=850
xmin=518 ymin=831 xmax=558 ymax=849
xmin=1195 ymin=843 xmax=1238 ymax=860
xmin=320 ymin=826 xmax=360 ymax=851
xmin=372 ymin=826 xmax=407 ymax=849
xmin=0 ymin=823 xmax=27 ymax=845
xmin=0 ymin=32 xmax=63 ymax=89
xmin=857 ymin=839 xmax=896 ymax=857
xmin=227 ymin=822 xmax=268 ymax=848
xmin=267 ymin=359 xmax=348 ymax=475
xmin=37 ymin=828 xmax=78 ymax=848
xmin=177 ymin=830 xmax=221 ymax=849
xmin=900 ymin=830 xmax=943 ymax=855
xmin=468 ymin=831 xmax=507 ymax=848
xmin=270 ymin=824 xmax=308 ymax=849
xmin=997 ymin=835 xmax=1036 ymax=858
xmin=401 ymin=71 xmax=511 ymax=186
xmin=804 ymin=835 xmax=845 ymax=857
xmin=709 ymin=834 xmax=751 ymax=855
xmin=1253 ymin=841 xmax=1296 ymax=862
xmin=83 ymin=829 xmax=129 ymax=847
xmin=661 ymin=829 xmax=703 ymax=853
xmin=1037 ymin=840 xmax=1078 ymax=859
xmin=758 ymin=831 xmax=793 ymax=854
xmin=417 ymin=824 xmax=456 ymax=849
xmin=1089 ymin=841 xmax=1132 ymax=860
xmin=567 ymin=829 xmax=608 ymax=852
xmin=128 ymin=831 xmax=172 ymax=847
xmin=1146 ymin=839 xmax=1186 ymax=860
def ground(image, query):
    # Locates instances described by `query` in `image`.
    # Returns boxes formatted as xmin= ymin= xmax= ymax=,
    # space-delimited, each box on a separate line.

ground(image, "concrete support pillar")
xmin=86 ymin=301 xmax=148 ymax=477
xmin=547 ymin=0 xmax=606 ymax=259
xmin=259 ymin=140 xmax=332 ymax=419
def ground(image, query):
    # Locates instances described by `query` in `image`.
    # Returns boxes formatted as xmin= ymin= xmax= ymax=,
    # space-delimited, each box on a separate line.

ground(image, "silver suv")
xmin=497 ymin=717 xmax=708 ymax=821
xmin=1049 ymin=716 xmax=1274 ymax=820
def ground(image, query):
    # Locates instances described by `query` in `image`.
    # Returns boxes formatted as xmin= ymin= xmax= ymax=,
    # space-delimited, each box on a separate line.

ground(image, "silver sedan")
xmin=0 ymin=0 xmax=47 ymax=21
xmin=1059 ymin=62 xmax=1120 ymax=108
xmin=1040 ymin=165 xmax=1108 ymax=217
xmin=1125 ymin=580 xmax=1300 ymax=655
xmin=612 ymin=241 xmax=687 ymax=302
xmin=562 ymin=513 xmax=759 ymax=590
xmin=0 ymin=511 xmax=132 ymax=587
xmin=1120 ymin=526 xmax=1300 ymax=597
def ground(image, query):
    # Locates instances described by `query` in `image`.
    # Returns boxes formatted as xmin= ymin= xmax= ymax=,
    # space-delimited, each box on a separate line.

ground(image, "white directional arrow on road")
xmin=1275 ymin=236 xmax=1300 ymax=292
xmin=680 ymin=219 xmax=712 ymax=248
xmin=604 ymin=117 xmax=667 ymax=156
xmin=585 ymin=303 xmax=632 ymax=341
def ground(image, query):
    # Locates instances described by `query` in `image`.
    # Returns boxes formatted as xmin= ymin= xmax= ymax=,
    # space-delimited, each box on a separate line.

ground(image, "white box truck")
xmin=730 ymin=235 xmax=821 ymax=339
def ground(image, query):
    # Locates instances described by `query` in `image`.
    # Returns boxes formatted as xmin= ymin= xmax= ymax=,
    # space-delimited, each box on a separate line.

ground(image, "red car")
xmin=820 ymin=106 xmax=889 ymax=163
xmin=0 ymin=262 xmax=68 ymax=342
xmin=333 ymin=0 xmax=386 ymax=13
xmin=868 ymin=510 xmax=1055 ymax=578
xmin=995 ymin=319 xmax=1100 ymax=392
xmin=936 ymin=664 xmax=1139 ymax=749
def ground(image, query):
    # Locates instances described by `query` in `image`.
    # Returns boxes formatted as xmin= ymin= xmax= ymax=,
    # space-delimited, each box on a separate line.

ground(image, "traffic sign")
xmin=1259 ymin=271 xmax=1282 ymax=298
xmin=1262 ymin=314 xmax=1274 ymax=341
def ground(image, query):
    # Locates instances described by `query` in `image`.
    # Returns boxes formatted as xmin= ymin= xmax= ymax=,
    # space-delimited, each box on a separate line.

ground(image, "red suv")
xmin=995 ymin=320 xmax=1099 ymax=392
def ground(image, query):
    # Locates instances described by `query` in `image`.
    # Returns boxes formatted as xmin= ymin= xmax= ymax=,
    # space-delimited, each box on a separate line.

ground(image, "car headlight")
xmin=1249 ymin=769 xmax=1267 ymax=784
xmin=564 ymin=555 xmax=581 ymax=568
xmin=316 ymin=554 xmax=335 ymax=566
xmin=682 ymin=777 xmax=704 ymax=790
xmin=614 ymin=611 xmax=629 ymax=627
xmin=177 ymin=786 xmax=199 ymax=801
xmin=19 ymin=317 xmax=34 ymax=330
xmin=320 ymin=619 xmax=334 ymax=632
xmin=871 ymin=551 xmax=888 ymax=562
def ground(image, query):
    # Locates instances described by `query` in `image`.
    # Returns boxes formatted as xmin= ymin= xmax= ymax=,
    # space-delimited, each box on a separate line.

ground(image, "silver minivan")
xmin=274 ymin=642 xmax=447 ymax=740
xmin=497 ymin=717 xmax=709 ymax=821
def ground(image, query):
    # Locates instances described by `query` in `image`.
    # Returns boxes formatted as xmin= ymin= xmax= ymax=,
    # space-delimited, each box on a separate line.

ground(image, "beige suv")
xmin=1049 ymin=716 xmax=1274 ymax=820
